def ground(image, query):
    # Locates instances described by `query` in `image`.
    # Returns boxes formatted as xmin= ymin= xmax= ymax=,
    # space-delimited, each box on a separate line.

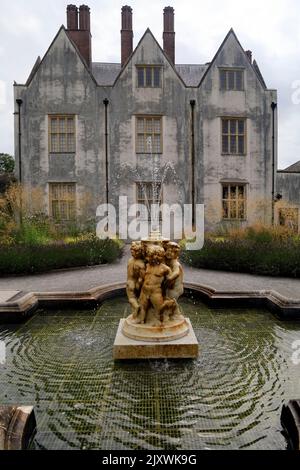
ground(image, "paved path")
xmin=1 ymin=248 xmax=300 ymax=301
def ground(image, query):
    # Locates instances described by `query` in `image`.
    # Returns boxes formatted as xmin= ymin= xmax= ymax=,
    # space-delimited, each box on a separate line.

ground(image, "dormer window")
xmin=137 ymin=66 xmax=162 ymax=88
xmin=220 ymin=68 xmax=244 ymax=91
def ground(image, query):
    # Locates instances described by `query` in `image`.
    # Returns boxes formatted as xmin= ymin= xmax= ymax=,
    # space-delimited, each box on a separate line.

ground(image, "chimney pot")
xmin=245 ymin=50 xmax=252 ymax=63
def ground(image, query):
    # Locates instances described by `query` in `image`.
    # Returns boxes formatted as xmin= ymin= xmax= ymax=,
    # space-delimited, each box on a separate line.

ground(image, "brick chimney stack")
xmin=245 ymin=50 xmax=252 ymax=64
xmin=79 ymin=4 xmax=90 ymax=30
xmin=163 ymin=6 xmax=175 ymax=64
xmin=121 ymin=6 xmax=133 ymax=67
xmin=66 ymin=4 xmax=92 ymax=67
xmin=67 ymin=5 xmax=78 ymax=30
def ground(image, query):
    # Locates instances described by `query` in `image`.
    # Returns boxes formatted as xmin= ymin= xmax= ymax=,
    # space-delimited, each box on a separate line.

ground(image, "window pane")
xmin=146 ymin=67 xmax=152 ymax=86
xmin=230 ymin=200 xmax=237 ymax=218
xmin=230 ymin=120 xmax=236 ymax=134
xmin=222 ymin=120 xmax=229 ymax=134
xmin=238 ymin=201 xmax=245 ymax=219
xmin=238 ymin=186 xmax=244 ymax=199
xmin=52 ymin=201 xmax=59 ymax=219
xmin=153 ymin=134 xmax=161 ymax=153
xmin=60 ymin=134 xmax=66 ymax=152
xmin=51 ymin=118 xmax=58 ymax=133
xmin=138 ymin=68 xmax=144 ymax=87
xmin=67 ymin=118 xmax=74 ymax=133
xmin=222 ymin=201 xmax=229 ymax=218
xmin=59 ymin=118 xmax=65 ymax=133
xmin=230 ymin=186 xmax=236 ymax=198
xmin=238 ymin=136 xmax=245 ymax=154
xmin=137 ymin=183 xmax=144 ymax=200
xmin=153 ymin=68 xmax=160 ymax=87
xmin=145 ymin=135 xmax=153 ymax=151
xmin=137 ymin=118 xmax=144 ymax=133
xmin=153 ymin=119 xmax=161 ymax=133
xmin=220 ymin=70 xmax=226 ymax=90
xmin=230 ymin=135 xmax=236 ymax=154
xmin=228 ymin=71 xmax=235 ymax=89
xmin=146 ymin=119 xmax=153 ymax=133
xmin=222 ymin=135 xmax=229 ymax=153
xmin=236 ymin=71 xmax=243 ymax=90
xmin=223 ymin=185 xmax=229 ymax=199
xmin=67 ymin=134 xmax=75 ymax=152
xmin=137 ymin=134 xmax=144 ymax=152
xmin=238 ymin=120 xmax=245 ymax=134
xmin=51 ymin=134 xmax=58 ymax=152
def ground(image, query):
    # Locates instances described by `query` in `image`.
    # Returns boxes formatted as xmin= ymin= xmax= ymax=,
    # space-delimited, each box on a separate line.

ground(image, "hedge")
xmin=181 ymin=238 xmax=300 ymax=277
xmin=0 ymin=237 xmax=123 ymax=275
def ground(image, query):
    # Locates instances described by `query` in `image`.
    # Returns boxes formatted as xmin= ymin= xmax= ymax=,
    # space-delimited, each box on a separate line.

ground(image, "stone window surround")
xmin=135 ymin=115 xmax=163 ymax=154
xmin=48 ymin=114 xmax=76 ymax=154
xmin=48 ymin=182 xmax=76 ymax=221
xmin=136 ymin=65 xmax=162 ymax=88
xmin=221 ymin=182 xmax=247 ymax=220
xmin=219 ymin=67 xmax=245 ymax=91
xmin=220 ymin=116 xmax=247 ymax=156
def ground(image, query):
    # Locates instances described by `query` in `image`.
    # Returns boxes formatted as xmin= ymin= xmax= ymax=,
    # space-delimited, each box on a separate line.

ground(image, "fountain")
xmin=113 ymin=138 xmax=199 ymax=360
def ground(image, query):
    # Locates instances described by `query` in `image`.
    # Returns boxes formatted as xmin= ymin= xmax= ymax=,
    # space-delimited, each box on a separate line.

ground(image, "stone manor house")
xmin=13 ymin=5 xmax=300 ymax=233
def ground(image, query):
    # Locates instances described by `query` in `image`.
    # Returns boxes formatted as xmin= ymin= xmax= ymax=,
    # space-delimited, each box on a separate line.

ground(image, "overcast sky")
xmin=0 ymin=0 xmax=299 ymax=168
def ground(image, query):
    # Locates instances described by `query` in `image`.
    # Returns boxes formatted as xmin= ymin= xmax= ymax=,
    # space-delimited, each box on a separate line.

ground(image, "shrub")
xmin=0 ymin=237 xmax=123 ymax=275
xmin=181 ymin=226 xmax=300 ymax=278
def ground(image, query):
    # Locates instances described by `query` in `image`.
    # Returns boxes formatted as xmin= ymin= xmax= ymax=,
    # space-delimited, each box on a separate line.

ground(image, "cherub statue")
xmin=126 ymin=241 xmax=146 ymax=320
xmin=164 ymin=242 xmax=184 ymax=299
xmin=164 ymin=241 xmax=184 ymax=318
xmin=138 ymin=245 xmax=176 ymax=324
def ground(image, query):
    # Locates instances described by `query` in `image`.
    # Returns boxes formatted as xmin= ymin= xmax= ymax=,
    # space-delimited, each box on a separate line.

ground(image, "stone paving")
xmin=1 ymin=247 xmax=300 ymax=302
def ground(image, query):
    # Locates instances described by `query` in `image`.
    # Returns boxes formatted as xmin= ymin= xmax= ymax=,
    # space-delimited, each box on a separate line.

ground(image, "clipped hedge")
xmin=181 ymin=238 xmax=300 ymax=278
xmin=0 ymin=237 xmax=123 ymax=275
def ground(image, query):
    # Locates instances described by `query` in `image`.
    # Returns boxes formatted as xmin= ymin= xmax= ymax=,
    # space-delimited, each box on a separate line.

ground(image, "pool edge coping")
xmin=0 ymin=281 xmax=300 ymax=321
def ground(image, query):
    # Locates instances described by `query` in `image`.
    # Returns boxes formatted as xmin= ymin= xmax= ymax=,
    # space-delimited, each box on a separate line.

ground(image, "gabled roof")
xmin=18 ymin=25 xmax=269 ymax=91
xmin=198 ymin=28 xmax=267 ymax=90
xmin=20 ymin=25 xmax=97 ymax=87
xmin=110 ymin=28 xmax=188 ymax=87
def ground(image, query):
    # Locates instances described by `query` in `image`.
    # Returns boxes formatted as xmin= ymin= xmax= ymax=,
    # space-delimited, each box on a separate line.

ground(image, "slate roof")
xmin=91 ymin=63 xmax=121 ymax=86
xmin=280 ymin=161 xmax=300 ymax=173
xmin=175 ymin=64 xmax=209 ymax=86
xmin=91 ymin=62 xmax=209 ymax=87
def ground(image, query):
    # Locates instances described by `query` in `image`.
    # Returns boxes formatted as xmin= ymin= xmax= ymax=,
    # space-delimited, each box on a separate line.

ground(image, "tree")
xmin=0 ymin=153 xmax=15 ymax=174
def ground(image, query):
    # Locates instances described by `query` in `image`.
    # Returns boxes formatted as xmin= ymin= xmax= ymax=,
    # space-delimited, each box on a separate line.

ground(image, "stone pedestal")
xmin=113 ymin=318 xmax=199 ymax=359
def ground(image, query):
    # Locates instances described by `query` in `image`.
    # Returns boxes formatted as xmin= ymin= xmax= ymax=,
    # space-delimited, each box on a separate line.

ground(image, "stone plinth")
xmin=122 ymin=314 xmax=189 ymax=342
xmin=113 ymin=318 xmax=199 ymax=359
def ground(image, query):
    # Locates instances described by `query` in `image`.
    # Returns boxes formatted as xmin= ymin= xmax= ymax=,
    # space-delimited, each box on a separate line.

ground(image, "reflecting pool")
xmin=0 ymin=297 xmax=299 ymax=450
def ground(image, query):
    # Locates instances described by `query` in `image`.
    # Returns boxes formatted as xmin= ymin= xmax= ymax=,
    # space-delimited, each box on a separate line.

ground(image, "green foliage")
xmin=0 ymin=236 xmax=123 ymax=275
xmin=0 ymin=153 xmax=15 ymax=174
xmin=181 ymin=236 xmax=300 ymax=278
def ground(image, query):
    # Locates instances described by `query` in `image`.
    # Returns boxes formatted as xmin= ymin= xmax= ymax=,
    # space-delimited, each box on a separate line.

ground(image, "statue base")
xmin=113 ymin=318 xmax=199 ymax=360
xmin=122 ymin=313 xmax=189 ymax=342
